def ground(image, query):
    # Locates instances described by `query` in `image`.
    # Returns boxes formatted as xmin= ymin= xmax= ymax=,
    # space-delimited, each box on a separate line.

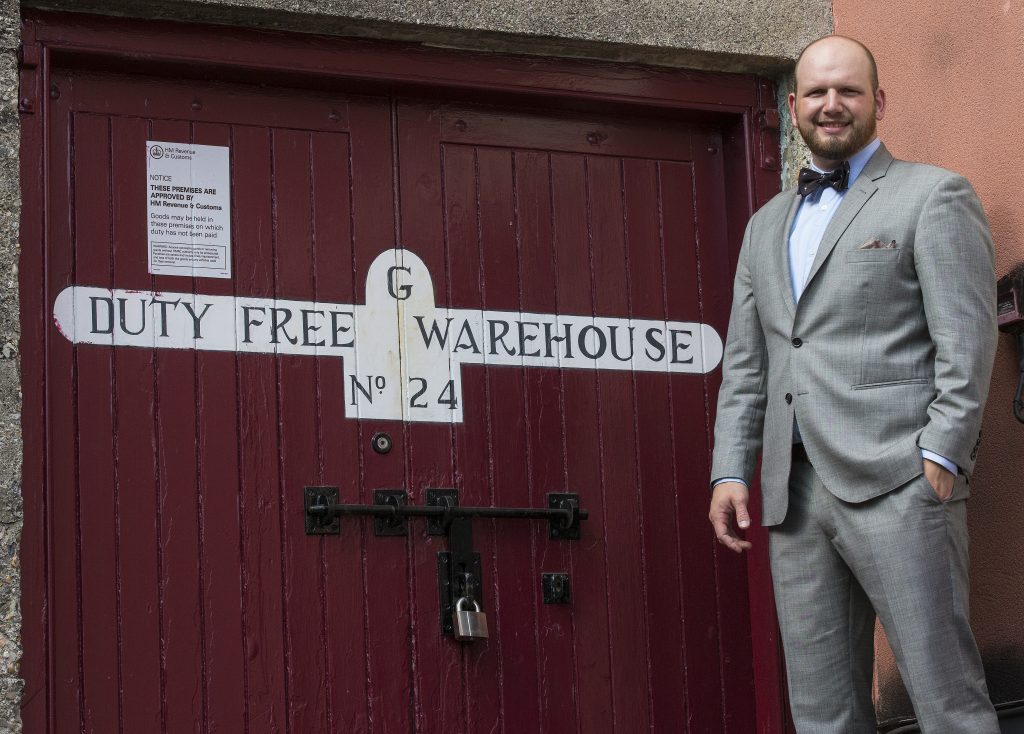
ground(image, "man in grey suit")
xmin=708 ymin=35 xmax=1000 ymax=732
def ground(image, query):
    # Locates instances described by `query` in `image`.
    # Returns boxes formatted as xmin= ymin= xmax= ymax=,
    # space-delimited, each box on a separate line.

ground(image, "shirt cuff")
xmin=921 ymin=449 xmax=958 ymax=475
xmin=712 ymin=477 xmax=747 ymax=488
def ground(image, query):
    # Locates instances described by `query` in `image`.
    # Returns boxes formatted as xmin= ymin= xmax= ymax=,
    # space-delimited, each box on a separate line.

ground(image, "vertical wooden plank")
xmin=271 ymin=127 xmax=329 ymax=734
xmin=310 ymin=128 xmax=369 ymax=733
xmin=192 ymin=121 xmax=247 ymax=733
xmin=441 ymin=143 xmax=501 ymax=732
xmin=660 ymin=158 xmax=727 ymax=733
xmin=475 ymin=147 xmax=541 ymax=733
xmin=549 ymin=153 xmax=614 ymax=731
xmin=45 ymin=76 xmax=84 ymax=734
xmin=148 ymin=118 xmax=204 ymax=734
xmin=515 ymin=150 xmax=579 ymax=734
xmin=395 ymin=101 xmax=465 ymax=734
xmin=585 ymin=155 xmax=652 ymax=733
xmin=110 ymin=115 xmax=164 ymax=734
xmin=692 ymin=136 xmax=758 ymax=732
xmin=73 ymin=113 xmax=121 ymax=734
xmin=232 ymin=124 xmax=288 ymax=734
xmin=622 ymin=156 xmax=689 ymax=732
xmin=349 ymin=98 xmax=413 ymax=734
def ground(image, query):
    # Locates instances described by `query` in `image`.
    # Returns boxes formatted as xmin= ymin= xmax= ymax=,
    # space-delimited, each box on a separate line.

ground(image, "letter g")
xmin=387 ymin=266 xmax=412 ymax=300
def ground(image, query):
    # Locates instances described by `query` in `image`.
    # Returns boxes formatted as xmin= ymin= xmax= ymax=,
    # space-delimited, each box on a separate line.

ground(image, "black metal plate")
xmin=542 ymin=572 xmax=571 ymax=604
xmin=437 ymin=552 xmax=454 ymax=636
xmin=437 ymin=550 xmax=483 ymax=636
xmin=425 ymin=488 xmax=459 ymax=535
xmin=547 ymin=492 xmax=581 ymax=540
xmin=374 ymin=489 xmax=408 ymax=536
xmin=304 ymin=486 xmax=340 ymax=536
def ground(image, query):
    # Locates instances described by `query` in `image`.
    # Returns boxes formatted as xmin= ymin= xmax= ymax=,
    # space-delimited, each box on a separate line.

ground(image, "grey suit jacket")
xmin=710 ymin=143 xmax=997 ymax=526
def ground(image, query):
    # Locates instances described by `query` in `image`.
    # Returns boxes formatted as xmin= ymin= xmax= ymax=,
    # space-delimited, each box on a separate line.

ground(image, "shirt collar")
xmin=809 ymin=137 xmax=882 ymax=188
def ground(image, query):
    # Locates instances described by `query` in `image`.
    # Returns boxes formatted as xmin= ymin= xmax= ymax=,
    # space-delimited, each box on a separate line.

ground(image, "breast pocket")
xmin=844 ymin=247 xmax=902 ymax=263
xmin=842 ymin=246 xmax=905 ymax=309
xmin=842 ymin=243 xmax=929 ymax=387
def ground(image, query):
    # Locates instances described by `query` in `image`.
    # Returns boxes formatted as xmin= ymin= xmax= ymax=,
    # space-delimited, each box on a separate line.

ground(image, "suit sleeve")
xmin=710 ymin=218 xmax=769 ymax=488
xmin=914 ymin=174 xmax=997 ymax=475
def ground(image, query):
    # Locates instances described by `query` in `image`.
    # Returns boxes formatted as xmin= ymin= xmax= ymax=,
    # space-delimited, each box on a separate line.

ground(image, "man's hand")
xmin=923 ymin=458 xmax=955 ymax=502
xmin=709 ymin=482 xmax=753 ymax=553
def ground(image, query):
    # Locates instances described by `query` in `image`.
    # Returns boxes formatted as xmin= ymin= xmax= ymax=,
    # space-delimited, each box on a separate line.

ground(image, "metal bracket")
xmin=437 ymin=496 xmax=484 ymax=636
xmin=424 ymin=488 xmax=459 ymax=536
xmin=437 ymin=549 xmax=483 ymax=636
xmin=542 ymin=573 xmax=571 ymax=604
xmin=373 ymin=489 xmax=408 ymax=536
xmin=548 ymin=493 xmax=582 ymax=540
xmin=304 ymin=486 xmax=341 ymax=536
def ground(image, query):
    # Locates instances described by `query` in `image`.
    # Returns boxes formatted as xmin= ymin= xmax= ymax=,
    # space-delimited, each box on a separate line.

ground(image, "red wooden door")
xmin=391 ymin=101 xmax=752 ymax=733
xmin=23 ymin=26 xmax=764 ymax=734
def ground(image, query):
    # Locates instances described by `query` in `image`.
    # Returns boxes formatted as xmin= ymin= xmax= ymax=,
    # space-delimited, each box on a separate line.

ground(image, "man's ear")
xmin=787 ymin=92 xmax=798 ymax=127
xmin=875 ymin=87 xmax=886 ymax=121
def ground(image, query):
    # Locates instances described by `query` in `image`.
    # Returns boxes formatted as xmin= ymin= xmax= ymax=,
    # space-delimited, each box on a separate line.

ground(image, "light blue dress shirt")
xmin=789 ymin=139 xmax=882 ymax=302
xmin=714 ymin=138 xmax=956 ymax=488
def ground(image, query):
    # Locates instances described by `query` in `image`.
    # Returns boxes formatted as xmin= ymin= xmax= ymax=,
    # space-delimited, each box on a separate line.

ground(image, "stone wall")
xmin=0 ymin=2 xmax=830 ymax=730
xmin=0 ymin=0 xmax=20 ymax=730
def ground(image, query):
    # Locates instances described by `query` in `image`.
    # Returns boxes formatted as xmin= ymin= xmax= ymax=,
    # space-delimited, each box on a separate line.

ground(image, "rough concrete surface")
xmin=775 ymin=70 xmax=811 ymax=189
xmin=0 ymin=0 xmax=18 ymax=727
xmin=0 ymin=2 xmax=832 ymax=731
xmin=27 ymin=0 xmax=831 ymax=73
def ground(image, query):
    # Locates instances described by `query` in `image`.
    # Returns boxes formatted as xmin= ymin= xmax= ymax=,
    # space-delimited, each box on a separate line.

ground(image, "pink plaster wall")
xmin=833 ymin=0 xmax=1024 ymax=717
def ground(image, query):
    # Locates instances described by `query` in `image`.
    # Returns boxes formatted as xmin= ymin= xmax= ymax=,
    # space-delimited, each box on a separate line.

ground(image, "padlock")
xmin=452 ymin=596 xmax=489 ymax=641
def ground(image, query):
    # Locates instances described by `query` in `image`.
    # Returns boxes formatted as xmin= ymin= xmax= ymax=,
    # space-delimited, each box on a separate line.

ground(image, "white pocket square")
xmin=859 ymin=238 xmax=898 ymax=250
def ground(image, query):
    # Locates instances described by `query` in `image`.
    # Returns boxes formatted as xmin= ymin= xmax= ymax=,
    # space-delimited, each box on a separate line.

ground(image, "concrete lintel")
xmin=25 ymin=0 xmax=831 ymax=75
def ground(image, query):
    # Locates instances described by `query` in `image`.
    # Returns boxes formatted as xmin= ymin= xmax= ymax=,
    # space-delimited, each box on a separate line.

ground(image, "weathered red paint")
xmin=20 ymin=11 xmax=786 ymax=733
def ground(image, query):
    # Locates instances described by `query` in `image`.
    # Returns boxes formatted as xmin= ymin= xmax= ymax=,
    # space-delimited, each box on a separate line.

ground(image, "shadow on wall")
xmin=874 ymin=331 xmax=1024 ymax=723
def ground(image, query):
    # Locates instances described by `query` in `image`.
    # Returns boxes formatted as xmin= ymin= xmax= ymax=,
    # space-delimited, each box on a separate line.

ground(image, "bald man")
xmin=708 ymin=36 xmax=1000 ymax=732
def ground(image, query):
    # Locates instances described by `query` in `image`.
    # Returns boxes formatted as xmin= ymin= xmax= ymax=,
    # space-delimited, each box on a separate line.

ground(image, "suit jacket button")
xmin=791 ymin=337 xmax=803 ymax=347
xmin=785 ymin=393 xmax=793 ymax=404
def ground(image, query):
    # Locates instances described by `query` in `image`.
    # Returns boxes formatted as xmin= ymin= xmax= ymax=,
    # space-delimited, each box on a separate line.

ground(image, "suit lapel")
xmin=800 ymin=144 xmax=894 ymax=295
xmin=776 ymin=194 xmax=801 ymax=318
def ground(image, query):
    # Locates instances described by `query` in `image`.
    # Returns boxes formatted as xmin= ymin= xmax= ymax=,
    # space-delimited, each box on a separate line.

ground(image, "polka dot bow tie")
xmin=797 ymin=161 xmax=850 ymax=198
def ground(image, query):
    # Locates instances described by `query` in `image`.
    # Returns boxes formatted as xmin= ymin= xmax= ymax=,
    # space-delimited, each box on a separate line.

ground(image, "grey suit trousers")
xmin=769 ymin=455 xmax=999 ymax=733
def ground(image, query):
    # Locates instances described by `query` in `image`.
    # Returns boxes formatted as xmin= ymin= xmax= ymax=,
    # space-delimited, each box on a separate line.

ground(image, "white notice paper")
xmin=146 ymin=141 xmax=231 ymax=279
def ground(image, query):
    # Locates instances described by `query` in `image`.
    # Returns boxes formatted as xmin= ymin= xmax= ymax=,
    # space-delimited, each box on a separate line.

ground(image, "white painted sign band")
xmin=53 ymin=249 xmax=723 ymax=423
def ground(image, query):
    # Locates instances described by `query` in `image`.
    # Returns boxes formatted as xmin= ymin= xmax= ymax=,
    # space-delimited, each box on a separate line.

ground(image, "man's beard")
xmin=798 ymin=113 xmax=876 ymax=162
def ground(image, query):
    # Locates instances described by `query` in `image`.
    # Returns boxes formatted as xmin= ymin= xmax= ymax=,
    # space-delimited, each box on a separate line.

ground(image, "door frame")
xmin=18 ymin=9 xmax=787 ymax=731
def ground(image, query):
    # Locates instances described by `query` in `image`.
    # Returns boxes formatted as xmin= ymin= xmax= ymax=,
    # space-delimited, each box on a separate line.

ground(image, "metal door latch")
xmin=304 ymin=486 xmax=588 ymax=637
xmin=304 ymin=487 xmax=586 ymax=541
